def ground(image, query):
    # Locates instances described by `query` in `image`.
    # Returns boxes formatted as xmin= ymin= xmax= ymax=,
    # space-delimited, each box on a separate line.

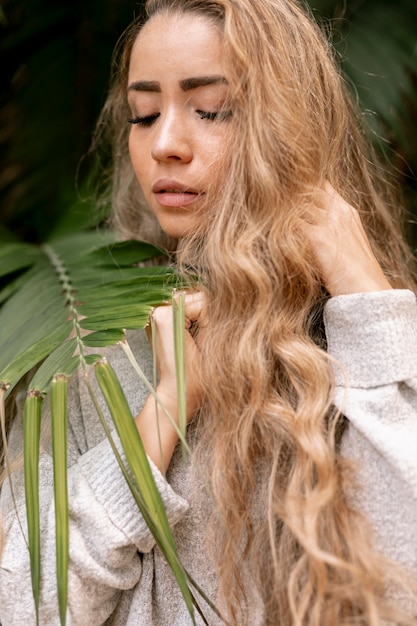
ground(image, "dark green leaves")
xmin=309 ymin=0 xmax=417 ymax=163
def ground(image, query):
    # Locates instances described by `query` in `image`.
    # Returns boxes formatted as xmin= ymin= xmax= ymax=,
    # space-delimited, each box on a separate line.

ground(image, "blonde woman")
xmin=1 ymin=0 xmax=417 ymax=624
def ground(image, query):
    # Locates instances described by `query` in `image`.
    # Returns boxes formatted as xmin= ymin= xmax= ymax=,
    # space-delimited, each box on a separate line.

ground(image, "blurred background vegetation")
xmin=1 ymin=0 xmax=417 ymax=245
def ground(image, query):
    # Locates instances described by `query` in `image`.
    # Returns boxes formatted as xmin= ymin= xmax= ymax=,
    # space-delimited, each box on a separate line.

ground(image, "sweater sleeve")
xmin=0 ymin=333 xmax=189 ymax=626
xmin=323 ymin=289 xmax=417 ymax=574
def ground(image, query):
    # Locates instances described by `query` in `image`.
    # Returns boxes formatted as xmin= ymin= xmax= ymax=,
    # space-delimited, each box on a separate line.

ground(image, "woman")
xmin=1 ymin=0 xmax=417 ymax=624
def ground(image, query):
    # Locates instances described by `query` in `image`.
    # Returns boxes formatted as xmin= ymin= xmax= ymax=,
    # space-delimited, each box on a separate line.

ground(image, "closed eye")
xmin=197 ymin=110 xmax=232 ymax=121
xmin=128 ymin=113 xmax=160 ymax=127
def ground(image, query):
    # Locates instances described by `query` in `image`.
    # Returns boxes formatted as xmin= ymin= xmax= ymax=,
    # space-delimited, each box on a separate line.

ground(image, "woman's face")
xmin=127 ymin=12 xmax=231 ymax=239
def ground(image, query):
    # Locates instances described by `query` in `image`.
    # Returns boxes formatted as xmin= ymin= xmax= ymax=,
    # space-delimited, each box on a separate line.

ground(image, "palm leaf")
xmin=0 ymin=231 xmax=177 ymax=395
xmin=0 ymin=323 xmax=72 ymax=392
xmin=0 ymin=243 xmax=41 ymax=278
xmin=82 ymin=330 xmax=126 ymax=347
xmin=1 ymin=229 xmax=209 ymax=623
xmin=94 ymin=359 xmax=196 ymax=623
xmin=173 ymin=294 xmax=187 ymax=452
xmin=50 ymin=375 xmax=69 ymax=626
xmin=23 ymin=392 xmax=43 ymax=626
xmin=29 ymin=341 xmax=79 ymax=394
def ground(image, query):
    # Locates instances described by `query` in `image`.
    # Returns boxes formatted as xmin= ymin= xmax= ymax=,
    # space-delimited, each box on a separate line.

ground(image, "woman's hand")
xmin=149 ymin=290 xmax=205 ymax=419
xmin=135 ymin=291 xmax=205 ymax=472
xmin=302 ymin=181 xmax=392 ymax=296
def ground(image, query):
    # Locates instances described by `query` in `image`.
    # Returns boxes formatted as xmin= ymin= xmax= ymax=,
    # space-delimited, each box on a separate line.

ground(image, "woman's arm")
xmin=324 ymin=290 xmax=417 ymax=574
xmin=307 ymin=183 xmax=417 ymax=575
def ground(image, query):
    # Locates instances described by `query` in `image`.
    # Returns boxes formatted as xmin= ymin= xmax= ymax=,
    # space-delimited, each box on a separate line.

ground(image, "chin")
xmin=157 ymin=216 xmax=197 ymax=240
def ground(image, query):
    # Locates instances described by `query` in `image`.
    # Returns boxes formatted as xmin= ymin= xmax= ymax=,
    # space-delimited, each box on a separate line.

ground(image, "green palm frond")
xmin=0 ymin=231 xmax=175 ymax=395
xmin=0 ymin=231 xmax=208 ymax=624
xmin=94 ymin=359 xmax=196 ymax=621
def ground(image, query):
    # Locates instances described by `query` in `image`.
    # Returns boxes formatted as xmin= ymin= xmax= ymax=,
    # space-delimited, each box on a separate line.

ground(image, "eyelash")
xmin=196 ymin=110 xmax=232 ymax=121
xmin=128 ymin=113 xmax=160 ymax=127
xmin=128 ymin=110 xmax=232 ymax=126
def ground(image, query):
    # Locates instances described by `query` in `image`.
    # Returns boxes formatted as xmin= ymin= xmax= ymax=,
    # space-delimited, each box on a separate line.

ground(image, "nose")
xmin=151 ymin=110 xmax=193 ymax=164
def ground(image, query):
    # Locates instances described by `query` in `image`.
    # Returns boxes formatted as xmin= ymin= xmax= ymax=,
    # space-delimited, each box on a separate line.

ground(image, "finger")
xmin=173 ymin=290 xmax=207 ymax=331
xmin=184 ymin=291 xmax=206 ymax=325
xmin=304 ymin=182 xmax=341 ymax=217
xmin=148 ymin=292 xmax=207 ymax=341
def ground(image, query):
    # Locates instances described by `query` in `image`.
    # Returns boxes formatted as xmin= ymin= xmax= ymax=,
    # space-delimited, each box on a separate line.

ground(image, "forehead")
xmin=129 ymin=12 xmax=225 ymax=80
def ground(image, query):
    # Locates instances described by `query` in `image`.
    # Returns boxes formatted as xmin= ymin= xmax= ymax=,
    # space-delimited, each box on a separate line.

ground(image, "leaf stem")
xmin=41 ymin=244 xmax=87 ymax=370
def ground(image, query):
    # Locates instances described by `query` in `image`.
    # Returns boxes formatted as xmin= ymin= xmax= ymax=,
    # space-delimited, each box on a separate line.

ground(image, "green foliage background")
xmin=1 ymin=0 xmax=417 ymax=245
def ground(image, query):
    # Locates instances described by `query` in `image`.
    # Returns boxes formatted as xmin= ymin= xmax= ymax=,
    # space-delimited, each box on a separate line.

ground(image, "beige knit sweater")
xmin=1 ymin=290 xmax=417 ymax=625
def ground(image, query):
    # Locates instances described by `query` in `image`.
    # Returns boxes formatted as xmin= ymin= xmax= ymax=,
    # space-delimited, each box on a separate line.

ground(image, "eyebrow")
xmin=180 ymin=75 xmax=228 ymax=91
xmin=127 ymin=75 xmax=228 ymax=93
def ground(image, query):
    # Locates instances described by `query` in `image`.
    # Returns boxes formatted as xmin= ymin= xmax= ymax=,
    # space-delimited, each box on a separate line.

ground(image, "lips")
xmin=152 ymin=179 xmax=203 ymax=208
xmin=152 ymin=179 xmax=200 ymax=194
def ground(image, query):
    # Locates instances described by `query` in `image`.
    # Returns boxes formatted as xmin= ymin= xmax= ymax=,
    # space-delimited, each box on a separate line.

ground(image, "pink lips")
xmin=152 ymin=179 xmax=203 ymax=208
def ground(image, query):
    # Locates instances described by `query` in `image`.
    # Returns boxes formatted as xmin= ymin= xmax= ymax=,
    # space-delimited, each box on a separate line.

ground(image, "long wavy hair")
xmin=96 ymin=0 xmax=417 ymax=624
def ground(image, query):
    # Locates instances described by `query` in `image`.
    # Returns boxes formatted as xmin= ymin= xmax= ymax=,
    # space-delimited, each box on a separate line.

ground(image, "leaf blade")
xmin=93 ymin=359 xmax=196 ymax=622
xmin=51 ymin=375 xmax=69 ymax=626
xmin=23 ymin=392 xmax=43 ymax=625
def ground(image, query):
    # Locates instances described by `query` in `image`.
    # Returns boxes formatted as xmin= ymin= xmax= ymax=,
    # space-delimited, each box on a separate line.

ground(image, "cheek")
xmin=128 ymin=134 xmax=147 ymax=184
xmin=202 ymin=133 xmax=229 ymax=177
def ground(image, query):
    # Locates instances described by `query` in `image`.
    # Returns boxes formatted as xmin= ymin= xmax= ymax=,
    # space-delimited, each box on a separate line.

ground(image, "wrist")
xmin=327 ymin=268 xmax=392 ymax=296
xmin=135 ymin=393 xmax=181 ymax=473
xmin=156 ymin=383 xmax=201 ymax=424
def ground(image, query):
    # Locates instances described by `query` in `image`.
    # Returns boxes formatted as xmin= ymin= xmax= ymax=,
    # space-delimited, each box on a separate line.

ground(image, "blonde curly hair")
xmin=95 ymin=0 xmax=417 ymax=624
